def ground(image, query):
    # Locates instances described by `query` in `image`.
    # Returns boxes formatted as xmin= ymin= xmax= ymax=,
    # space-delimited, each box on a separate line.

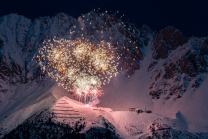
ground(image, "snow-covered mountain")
xmin=0 ymin=12 xmax=208 ymax=138
xmin=2 ymin=96 xmax=208 ymax=139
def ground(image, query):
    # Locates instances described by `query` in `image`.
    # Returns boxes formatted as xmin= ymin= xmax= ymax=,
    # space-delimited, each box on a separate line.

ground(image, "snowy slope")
xmin=99 ymin=46 xmax=208 ymax=133
xmin=2 ymin=96 xmax=208 ymax=139
xmin=49 ymin=96 xmax=208 ymax=138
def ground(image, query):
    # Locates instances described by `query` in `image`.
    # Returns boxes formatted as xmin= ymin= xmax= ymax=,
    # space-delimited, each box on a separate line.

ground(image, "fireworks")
xmin=32 ymin=9 xmax=141 ymax=104
xmin=36 ymin=37 xmax=120 ymax=104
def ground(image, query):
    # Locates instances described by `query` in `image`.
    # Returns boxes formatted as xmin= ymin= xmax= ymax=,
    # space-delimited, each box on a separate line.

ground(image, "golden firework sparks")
xmin=36 ymin=37 xmax=120 ymax=103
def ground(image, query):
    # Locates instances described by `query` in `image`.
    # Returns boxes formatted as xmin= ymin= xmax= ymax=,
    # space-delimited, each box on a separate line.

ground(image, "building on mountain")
xmin=128 ymin=108 xmax=144 ymax=113
xmin=144 ymin=105 xmax=152 ymax=113
xmin=145 ymin=110 xmax=152 ymax=113
xmin=137 ymin=109 xmax=143 ymax=113
xmin=128 ymin=108 xmax=138 ymax=112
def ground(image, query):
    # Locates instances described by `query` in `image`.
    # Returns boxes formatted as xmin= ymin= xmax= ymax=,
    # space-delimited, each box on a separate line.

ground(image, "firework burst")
xmin=36 ymin=37 xmax=120 ymax=104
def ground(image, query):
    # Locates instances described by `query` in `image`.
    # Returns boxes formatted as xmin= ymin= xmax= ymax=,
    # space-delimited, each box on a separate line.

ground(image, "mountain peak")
xmin=152 ymin=26 xmax=188 ymax=60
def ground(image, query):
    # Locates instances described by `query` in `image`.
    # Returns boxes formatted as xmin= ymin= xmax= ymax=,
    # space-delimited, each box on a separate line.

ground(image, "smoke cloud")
xmin=89 ymin=97 xmax=100 ymax=106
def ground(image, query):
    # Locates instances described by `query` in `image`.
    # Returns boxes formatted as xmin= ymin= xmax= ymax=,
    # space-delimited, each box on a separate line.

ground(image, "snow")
xmin=3 ymin=93 xmax=197 ymax=138
xmin=10 ymin=95 xmax=165 ymax=138
xmin=54 ymin=96 xmax=208 ymax=138
xmin=1 ymin=77 xmax=208 ymax=138
xmin=0 ymin=94 xmax=55 ymax=134
xmin=0 ymin=79 xmax=56 ymax=135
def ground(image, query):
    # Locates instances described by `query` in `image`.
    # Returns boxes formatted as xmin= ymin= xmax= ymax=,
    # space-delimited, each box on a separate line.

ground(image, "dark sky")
xmin=0 ymin=0 xmax=208 ymax=37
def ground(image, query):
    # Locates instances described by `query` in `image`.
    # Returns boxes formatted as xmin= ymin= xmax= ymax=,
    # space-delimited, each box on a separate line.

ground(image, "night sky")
xmin=0 ymin=0 xmax=207 ymax=37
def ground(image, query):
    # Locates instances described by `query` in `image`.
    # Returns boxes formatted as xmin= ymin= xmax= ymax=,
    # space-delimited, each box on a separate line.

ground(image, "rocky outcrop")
xmin=146 ymin=123 xmax=208 ymax=139
xmin=0 ymin=14 xmax=45 ymax=95
xmin=152 ymin=27 xmax=188 ymax=60
xmin=149 ymin=37 xmax=208 ymax=101
xmin=140 ymin=24 xmax=154 ymax=46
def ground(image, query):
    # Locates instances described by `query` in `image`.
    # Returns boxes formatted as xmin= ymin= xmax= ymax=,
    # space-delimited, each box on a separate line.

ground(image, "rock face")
xmin=146 ymin=123 xmax=208 ymax=139
xmin=149 ymin=36 xmax=208 ymax=101
xmin=152 ymin=26 xmax=188 ymax=60
xmin=140 ymin=24 xmax=154 ymax=46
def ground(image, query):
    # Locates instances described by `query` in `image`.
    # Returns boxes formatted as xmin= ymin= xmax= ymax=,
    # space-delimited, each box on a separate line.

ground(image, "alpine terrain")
xmin=0 ymin=12 xmax=208 ymax=138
